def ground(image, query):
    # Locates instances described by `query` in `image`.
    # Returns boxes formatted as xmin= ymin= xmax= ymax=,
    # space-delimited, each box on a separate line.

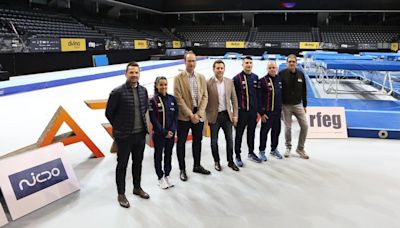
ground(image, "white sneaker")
xmin=158 ymin=178 xmax=168 ymax=189
xmin=284 ymin=148 xmax=291 ymax=158
xmin=164 ymin=176 xmax=174 ymax=188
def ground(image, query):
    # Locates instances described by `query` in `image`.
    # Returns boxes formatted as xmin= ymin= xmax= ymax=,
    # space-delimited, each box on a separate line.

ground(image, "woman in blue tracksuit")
xmin=149 ymin=76 xmax=178 ymax=189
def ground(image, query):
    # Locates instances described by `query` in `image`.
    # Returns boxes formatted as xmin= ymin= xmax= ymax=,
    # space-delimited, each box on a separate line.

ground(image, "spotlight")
xmin=281 ymin=2 xmax=296 ymax=9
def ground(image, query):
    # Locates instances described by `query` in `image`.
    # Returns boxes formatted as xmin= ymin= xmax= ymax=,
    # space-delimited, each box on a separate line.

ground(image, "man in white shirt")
xmin=206 ymin=60 xmax=239 ymax=172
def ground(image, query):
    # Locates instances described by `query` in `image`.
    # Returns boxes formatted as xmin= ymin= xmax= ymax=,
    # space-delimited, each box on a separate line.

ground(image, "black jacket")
xmin=280 ymin=68 xmax=307 ymax=107
xmin=105 ymin=81 xmax=149 ymax=140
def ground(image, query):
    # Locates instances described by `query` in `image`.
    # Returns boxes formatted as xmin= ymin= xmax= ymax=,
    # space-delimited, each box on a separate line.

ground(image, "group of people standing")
xmin=105 ymin=51 xmax=309 ymax=208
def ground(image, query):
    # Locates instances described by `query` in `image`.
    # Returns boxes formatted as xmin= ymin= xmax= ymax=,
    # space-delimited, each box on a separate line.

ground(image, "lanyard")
xmin=157 ymin=96 xmax=166 ymax=129
xmin=268 ymin=78 xmax=275 ymax=112
xmin=242 ymin=74 xmax=250 ymax=111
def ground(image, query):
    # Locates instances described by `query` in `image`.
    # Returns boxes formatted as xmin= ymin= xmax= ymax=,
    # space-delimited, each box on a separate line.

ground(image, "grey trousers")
xmin=282 ymin=104 xmax=308 ymax=151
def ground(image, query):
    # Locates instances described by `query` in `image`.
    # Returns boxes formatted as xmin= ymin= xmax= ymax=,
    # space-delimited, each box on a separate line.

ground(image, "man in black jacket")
xmin=106 ymin=61 xmax=150 ymax=208
xmin=280 ymin=54 xmax=309 ymax=159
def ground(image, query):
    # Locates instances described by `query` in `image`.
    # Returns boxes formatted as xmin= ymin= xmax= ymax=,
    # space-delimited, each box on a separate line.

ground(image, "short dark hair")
xmin=184 ymin=50 xmax=196 ymax=60
xmin=286 ymin=54 xmax=297 ymax=62
xmin=126 ymin=61 xmax=140 ymax=73
xmin=243 ymin=56 xmax=253 ymax=61
xmin=213 ymin=59 xmax=225 ymax=68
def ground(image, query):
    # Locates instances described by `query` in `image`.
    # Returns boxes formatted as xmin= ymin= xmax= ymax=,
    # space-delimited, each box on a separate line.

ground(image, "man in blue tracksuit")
xmin=258 ymin=61 xmax=283 ymax=161
xmin=233 ymin=56 xmax=262 ymax=167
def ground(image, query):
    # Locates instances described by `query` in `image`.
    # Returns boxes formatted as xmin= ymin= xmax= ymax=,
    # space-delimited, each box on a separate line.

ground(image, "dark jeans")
xmin=176 ymin=120 xmax=204 ymax=170
xmin=209 ymin=111 xmax=234 ymax=163
xmin=153 ymin=133 xmax=174 ymax=179
xmin=115 ymin=132 xmax=146 ymax=194
xmin=235 ymin=110 xmax=257 ymax=159
xmin=259 ymin=114 xmax=282 ymax=152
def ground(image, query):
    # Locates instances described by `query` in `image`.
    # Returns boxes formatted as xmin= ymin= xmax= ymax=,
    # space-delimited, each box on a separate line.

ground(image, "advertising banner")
xmin=29 ymin=38 xmax=61 ymax=52
xmin=299 ymin=42 xmax=320 ymax=49
xmin=0 ymin=143 xmax=80 ymax=220
xmin=391 ymin=43 xmax=399 ymax=52
xmin=226 ymin=41 xmax=245 ymax=48
xmin=86 ymin=38 xmax=105 ymax=51
xmin=120 ymin=40 xmax=134 ymax=49
xmin=60 ymin=38 xmax=86 ymax=52
xmin=134 ymin=40 xmax=149 ymax=49
xmin=307 ymin=107 xmax=348 ymax=139
xmin=280 ymin=42 xmax=299 ymax=49
xmin=172 ymin=40 xmax=182 ymax=48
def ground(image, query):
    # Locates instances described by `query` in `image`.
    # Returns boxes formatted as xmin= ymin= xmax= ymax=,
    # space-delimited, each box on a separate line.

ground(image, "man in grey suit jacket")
xmin=206 ymin=60 xmax=239 ymax=172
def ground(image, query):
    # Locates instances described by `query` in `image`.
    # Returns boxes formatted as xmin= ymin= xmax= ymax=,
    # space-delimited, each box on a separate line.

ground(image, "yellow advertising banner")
xmin=299 ymin=42 xmax=320 ymax=49
xmin=60 ymin=38 xmax=86 ymax=52
xmin=172 ymin=41 xmax=181 ymax=48
xmin=390 ymin=43 xmax=399 ymax=52
xmin=226 ymin=41 xmax=245 ymax=48
xmin=134 ymin=40 xmax=149 ymax=49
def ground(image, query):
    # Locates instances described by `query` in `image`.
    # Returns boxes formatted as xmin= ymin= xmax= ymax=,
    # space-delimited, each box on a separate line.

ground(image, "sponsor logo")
xmin=9 ymin=158 xmax=69 ymax=200
xmin=68 ymin=41 xmax=81 ymax=47
xmin=88 ymin=41 xmax=96 ymax=48
xmin=309 ymin=112 xmax=342 ymax=129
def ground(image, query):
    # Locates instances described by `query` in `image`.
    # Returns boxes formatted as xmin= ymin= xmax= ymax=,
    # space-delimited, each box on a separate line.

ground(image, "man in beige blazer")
xmin=174 ymin=51 xmax=210 ymax=182
xmin=206 ymin=60 xmax=239 ymax=172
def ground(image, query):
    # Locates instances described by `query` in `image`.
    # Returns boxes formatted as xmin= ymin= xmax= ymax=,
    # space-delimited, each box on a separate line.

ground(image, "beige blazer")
xmin=206 ymin=76 xmax=238 ymax=124
xmin=173 ymin=71 xmax=208 ymax=121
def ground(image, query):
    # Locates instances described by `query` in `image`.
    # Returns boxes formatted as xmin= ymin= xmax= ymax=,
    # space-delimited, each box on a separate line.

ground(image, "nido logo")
xmin=68 ymin=41 xmax=81 ymax=47
xmin=8 ymin=158 xmax=69 ymax=200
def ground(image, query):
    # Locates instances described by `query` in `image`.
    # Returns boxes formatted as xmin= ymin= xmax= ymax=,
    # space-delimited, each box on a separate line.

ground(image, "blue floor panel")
xmin=308 ymin=98 xmax=400 ymax=112
xmin=345 ymin=111 xmax=400 ymax=130
xmin=299 ymin=65 xmax=400 ymax=139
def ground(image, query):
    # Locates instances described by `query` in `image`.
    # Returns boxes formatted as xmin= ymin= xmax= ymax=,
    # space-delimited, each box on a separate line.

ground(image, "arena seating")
xmin=253 ymin=25 xmax=313 ymax=42
xmin=0 ymin=6 xmax=399 ymax=53
xmin=0 ymin=20 xmax=17 ymax=38
xmin=141 ymin=28 xmax=178 ymax=41
xmin=320 ymin=25 xmax=400 ymax=43
xmin=176 ymin=25 xmax=249 ymax=42
xmin=0 ymin=8 xmax=106 ymax=39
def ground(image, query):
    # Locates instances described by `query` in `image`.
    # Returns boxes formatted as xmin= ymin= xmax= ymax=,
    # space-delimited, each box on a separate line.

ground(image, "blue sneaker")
xmin=248 ymin=153 xmax=262 ymax=163
xmin=270 ymin=149 xmax=283 ymax=159
xmin=236 ymin=158 xmax=244 ymax=167
xmin=259 ymin=151 xmax=267 ymax=162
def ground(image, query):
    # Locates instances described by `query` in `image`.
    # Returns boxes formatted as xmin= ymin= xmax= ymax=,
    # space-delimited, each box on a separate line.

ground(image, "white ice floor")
xmin=1 ymin=59 xmax=400 ymax=228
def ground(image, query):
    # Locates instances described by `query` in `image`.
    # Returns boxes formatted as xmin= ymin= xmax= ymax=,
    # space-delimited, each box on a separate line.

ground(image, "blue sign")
xmin=8 ymin=158 xmax=69 ymax=200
